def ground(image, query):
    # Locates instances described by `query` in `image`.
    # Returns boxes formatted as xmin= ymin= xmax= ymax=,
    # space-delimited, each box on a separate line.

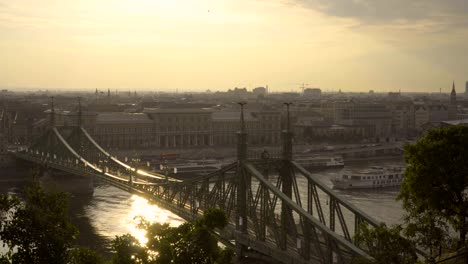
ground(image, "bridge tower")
xmin=50 ymin=96 xmax=55 ymax=128
xmin=236 ymin=102 xmax=248 ymax=258
xmin=77 ymin=97 xmax=82 ymax=127
xmin=280 ymin=103 xmax=294 ymax=250
xmin=76 ymin=97 xmax=83 ymax=155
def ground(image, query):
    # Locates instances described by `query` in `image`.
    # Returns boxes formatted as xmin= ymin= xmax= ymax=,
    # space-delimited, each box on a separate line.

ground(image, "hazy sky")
xmin=1 ymin=0 xmax=467 ymax=92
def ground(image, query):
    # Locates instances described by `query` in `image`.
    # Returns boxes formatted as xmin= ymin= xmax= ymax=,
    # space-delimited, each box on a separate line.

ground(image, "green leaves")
xmin=353 ymin=223 xmax=417 ymax=264
xmin=0 ymin=182 xmax=79 ymax=264
xmin=0 ymin=181 xmax=108 ymax=264
xmin=111 ymin=234 xmax=148 ymax=264
xmin=111 ymin=208 xmax=232 ymax=264
xmin=1 ymin=181 xmax=232 ymax=263
xmin=67 ymin=247 xmax=105 ymax=264
xmin=398 ymin=126 xmax=468 ymax=248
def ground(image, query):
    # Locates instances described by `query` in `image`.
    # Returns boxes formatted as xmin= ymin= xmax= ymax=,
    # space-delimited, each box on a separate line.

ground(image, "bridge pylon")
xmin=236 ymin=102 xmax=249 ymax=259
xmin=50 ymin=96 xmax=55 ymax=128
xmin=280 ymin=103 xmax=294 ymax=251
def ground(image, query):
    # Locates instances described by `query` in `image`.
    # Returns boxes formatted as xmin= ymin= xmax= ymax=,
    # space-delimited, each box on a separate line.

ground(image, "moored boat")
xmin=296 ymin=156 xmax=344 ymax=170
xmin=154 ymin=160 xmax=226 ymax=179
xmin=331 ymin=166 xmax=405 ymax=190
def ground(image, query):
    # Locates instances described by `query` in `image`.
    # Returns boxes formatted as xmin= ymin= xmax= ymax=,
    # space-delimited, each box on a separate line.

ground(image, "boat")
xmin=331 ymin=166 xmax=405 ymax=189
xmin=154 ymin=160 xmax=225 ymax=179
xmin=295 ymin=156 xmax=344 ymax=170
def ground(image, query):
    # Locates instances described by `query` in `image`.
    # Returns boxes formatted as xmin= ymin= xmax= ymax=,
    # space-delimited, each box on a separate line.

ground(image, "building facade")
xmin=212 ymin=111 xmax=281 ymax=146
xmin=144 ymin=108 xmax=214 ymax=148
xmin=37 ymin=107 xmax=281 ymax=150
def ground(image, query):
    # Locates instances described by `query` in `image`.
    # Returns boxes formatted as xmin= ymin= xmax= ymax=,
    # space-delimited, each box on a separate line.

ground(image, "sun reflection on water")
xmin=124 ymin=195 xmax=184 ymax=244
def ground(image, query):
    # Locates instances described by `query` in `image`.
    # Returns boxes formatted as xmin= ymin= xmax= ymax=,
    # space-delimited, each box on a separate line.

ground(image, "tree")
xmin=353 ymin=223 xmax=418 ymax=264
xmin=0 ymin=181 xmax=79 ymax=263
xmin=403 ymin=207 xmax=448 ymax=260
xmin=67 ymin=247 xmax=105 ymax=264
xmin=398 ymin=126 xmax=468 ymax=247
xmin=0 ymin=181 xmax=105 ymax=264
xmin=112 ymin=208 xmax=233 ymax=264
xmin=111 ymin=234 xmax=148 ymax=264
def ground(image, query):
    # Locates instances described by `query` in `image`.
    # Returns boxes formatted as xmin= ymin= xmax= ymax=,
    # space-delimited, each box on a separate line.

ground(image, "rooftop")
xmin=96 ymin=112 xmax=152 ymax=124
xmin=143 ymin=108 xmax=213 ymax=114
xmin=212 ymin=111 xmax=257 ymax=121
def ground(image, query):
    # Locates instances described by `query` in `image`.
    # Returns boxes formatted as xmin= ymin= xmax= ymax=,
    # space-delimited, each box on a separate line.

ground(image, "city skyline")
xmin=1 ymin=0 xmax=467 ymax=92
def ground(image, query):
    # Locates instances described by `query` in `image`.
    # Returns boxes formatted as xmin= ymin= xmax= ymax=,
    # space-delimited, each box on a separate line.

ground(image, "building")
xmin=448 ymin=81 xmax=457 ymax=120
xmin=303 ymin=88 xmax=322 ymax=98
xmin=212 ymin=110 xmax=281 ymax=146
xmin=465 ymin=81 xmax=468 ymax=96
xmin=35 ymin=106 xmax=283 ymax=150
xmin=414 ymin=104 xmax=429 ymax=131
xmin=317 ymin=100 xmax=393 ymax=141
xmin=421 ymin=119 xmax=468 ymax=132
xmin=388 ymin=102 xmax=415 ymax=137
xmin=93 ymin=112 xmax=153 ymax=149
xmin=428 ymin=104 xmax=448 ymax=122
xmin=252 ymin=87 xmax=267 ymax=96
xmin=144 ymin=108 xmax=214 ymax=148
xmin=334 ymin=101 xmax=392 ymax=139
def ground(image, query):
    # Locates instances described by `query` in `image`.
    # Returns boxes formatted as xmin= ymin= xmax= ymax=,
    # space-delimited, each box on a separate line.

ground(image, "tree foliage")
xmin=353 ymin=223 xmax=418 ymax=264
xmin=0 ymin=181 xmax=106 ymax=264
xmin=403 ymin=208 xmax=448 ymax=260
xmin=111 ymin=234 xmax=148 ymax=264
xmin=398 ymin=126 xmax=468 ymax=247
xmin=1 ymin=181 xmax=233 ymax=264
xmin=112 ymin=208 xmax=233 ymax=264
xmin=0 ymin=181 xmax=79 ymax=263
xmin=67 ymin=247 xmax=105 ymax=264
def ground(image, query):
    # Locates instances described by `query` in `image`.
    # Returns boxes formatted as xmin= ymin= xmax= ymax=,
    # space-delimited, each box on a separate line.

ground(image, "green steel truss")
xmin=16 ymin=125 xmax=397 ymax=264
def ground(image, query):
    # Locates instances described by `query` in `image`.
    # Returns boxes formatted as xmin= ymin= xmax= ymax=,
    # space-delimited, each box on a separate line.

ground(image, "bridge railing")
xmin=244 ymin=162 xmax=371 ymax=263
xmin=292 ymin=161 xmax=379 ymax=233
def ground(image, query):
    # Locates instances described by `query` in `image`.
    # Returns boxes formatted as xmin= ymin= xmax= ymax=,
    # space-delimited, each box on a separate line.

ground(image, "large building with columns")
xmin=143 ymin=108 xmax=214 ymax=148
xmin=44 ymin=108 xmax=281 ymax=149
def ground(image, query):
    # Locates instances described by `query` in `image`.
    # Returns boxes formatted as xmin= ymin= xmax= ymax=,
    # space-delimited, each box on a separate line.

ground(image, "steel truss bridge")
xmin=14 ymin=106 xmax=390 ymax=264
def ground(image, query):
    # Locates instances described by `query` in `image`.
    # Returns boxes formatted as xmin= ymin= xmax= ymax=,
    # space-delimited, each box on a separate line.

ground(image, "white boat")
xmin=155 ymin=161 xmax=225 ymax=179
xmin=296 ymin=156 xmax=344 ymax=170
xmin=331 ymin=166 xmax=405 ymax=189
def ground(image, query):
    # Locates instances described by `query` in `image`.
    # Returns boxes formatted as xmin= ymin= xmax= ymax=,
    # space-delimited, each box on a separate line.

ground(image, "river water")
xmin=0 ymin=158 xmax=404 ymax=255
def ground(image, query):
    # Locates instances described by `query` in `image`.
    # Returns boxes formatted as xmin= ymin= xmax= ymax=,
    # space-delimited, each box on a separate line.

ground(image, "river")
xmin=0 ymin=157 xmax=404 ymax=255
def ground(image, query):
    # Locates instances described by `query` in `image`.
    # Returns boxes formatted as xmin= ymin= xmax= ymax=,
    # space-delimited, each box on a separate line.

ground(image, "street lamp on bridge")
xmin=160 ymin=161 xmax=177 ymax=182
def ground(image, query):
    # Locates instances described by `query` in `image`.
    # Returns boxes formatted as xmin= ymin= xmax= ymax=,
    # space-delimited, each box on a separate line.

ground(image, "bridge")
xmin=14 ymin=102 xmax=385 ymax=264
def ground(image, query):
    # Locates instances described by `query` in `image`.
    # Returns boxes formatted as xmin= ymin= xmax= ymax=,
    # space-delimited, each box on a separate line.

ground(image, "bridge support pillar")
xmin=236 ymin=103 xmax=249 ymax=261
xmin=280 ymin=103 xmax=294 ymax=250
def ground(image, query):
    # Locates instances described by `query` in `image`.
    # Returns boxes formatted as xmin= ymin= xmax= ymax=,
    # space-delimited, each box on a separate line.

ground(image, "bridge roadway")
xmin=15 ymin=125 xmax=418 ymax=263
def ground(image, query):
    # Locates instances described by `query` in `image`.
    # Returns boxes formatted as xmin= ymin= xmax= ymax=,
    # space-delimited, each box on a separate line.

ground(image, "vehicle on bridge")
xmin=332 ymin=166 xmax=405 ymax=189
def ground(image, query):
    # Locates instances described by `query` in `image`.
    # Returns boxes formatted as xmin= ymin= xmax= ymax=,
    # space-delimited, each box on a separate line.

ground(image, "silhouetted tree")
xmin=111 ymin=234 xmax=148 ymax=264
xmin=0 ymin=181 xmax=105 ymax=264
xmin=67 ymin=247 xmax=105 ymax=264
xmin=353 ymin=223 xmax=417 ymax=264
xmin=0 ymin=182 xmax=78 ymax=263
xmin=398 ymin=126 xmax=468 ymax=248
xmin=112 ymin=208 xmax=233 ymax=264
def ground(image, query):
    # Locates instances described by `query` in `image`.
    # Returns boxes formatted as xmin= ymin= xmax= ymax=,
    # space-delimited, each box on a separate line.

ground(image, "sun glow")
xmin=125 ymin=195 xmax=183 ymax=244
